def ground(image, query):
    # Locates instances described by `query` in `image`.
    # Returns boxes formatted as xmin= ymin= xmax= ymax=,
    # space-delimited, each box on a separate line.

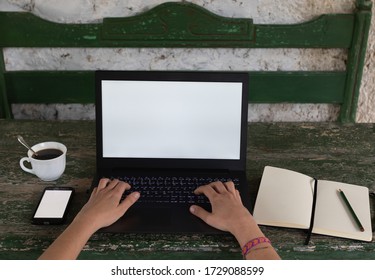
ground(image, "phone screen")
xmin=33 ymin=187 xmax=74 ymax=224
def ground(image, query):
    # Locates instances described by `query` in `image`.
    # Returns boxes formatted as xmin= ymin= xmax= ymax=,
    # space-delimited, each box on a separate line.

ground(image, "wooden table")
xmin=1 ymin=120 xmax=374 ymax=259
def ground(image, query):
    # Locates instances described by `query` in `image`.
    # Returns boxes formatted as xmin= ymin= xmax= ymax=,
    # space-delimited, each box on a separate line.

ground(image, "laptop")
xmin=93 ymin=70 xmax=250 ymax=233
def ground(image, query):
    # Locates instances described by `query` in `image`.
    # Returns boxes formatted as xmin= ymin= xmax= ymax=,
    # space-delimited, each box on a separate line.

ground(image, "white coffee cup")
xmin=19 ymin=141 xmax=67 ymax=181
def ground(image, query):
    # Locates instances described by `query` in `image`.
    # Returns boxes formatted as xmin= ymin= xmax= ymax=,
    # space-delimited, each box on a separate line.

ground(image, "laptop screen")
xmin=96 ymin=71 xmax=248 ymax=170
xmin=102 ymin=80 xmax=242 ymax=160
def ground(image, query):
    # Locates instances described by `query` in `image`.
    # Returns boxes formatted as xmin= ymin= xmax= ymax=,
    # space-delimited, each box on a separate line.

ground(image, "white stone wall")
xmin=1 ymin=0 xmax=374 ymax=122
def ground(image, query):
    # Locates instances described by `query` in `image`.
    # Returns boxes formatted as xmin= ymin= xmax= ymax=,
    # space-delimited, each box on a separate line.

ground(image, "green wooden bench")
xmin=0 ymin=1 xmax=372 ymax=122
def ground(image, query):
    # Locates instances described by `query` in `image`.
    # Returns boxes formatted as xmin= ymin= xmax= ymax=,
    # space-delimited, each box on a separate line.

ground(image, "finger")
xmin=111 ymin=181 xmax=127 ymax=196
xmin=106 ymin=179 xmax=120 ymax=190
xmin=194 ymin=184 xmax=217 ymax=198
xmin=97 ymin=178 xmax=110 ymax=190
xmin=235 ymin=189 xmax=243 ymax=202
xmin=210 ymin=181 xmax=227 ymax=193
xmin=223 ymin=181 xmax=236 ymax=193
xmin=91 ymin=178 xmax=110 ymax=198
xmin=189 ymin=205 xmax=211 ymax=224
xmin=118 ymin=192 xmax=140 ymax=213
xmin=114 ymin=181 xmax=131 ymax=192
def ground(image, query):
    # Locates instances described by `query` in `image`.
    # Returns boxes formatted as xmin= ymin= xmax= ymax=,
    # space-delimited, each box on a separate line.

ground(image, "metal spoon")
xmin=17 ymin=135 xmax=38 ymax=157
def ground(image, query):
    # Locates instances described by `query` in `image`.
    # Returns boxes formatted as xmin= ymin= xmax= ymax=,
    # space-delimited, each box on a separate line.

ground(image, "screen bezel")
xmin=32 ymin=187 xmax=74 ymax=225
xmin=95 ymin=71 xmax=249 ymax=171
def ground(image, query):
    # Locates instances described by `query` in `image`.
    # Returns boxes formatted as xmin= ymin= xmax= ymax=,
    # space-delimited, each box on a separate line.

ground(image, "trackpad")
xmin=101 ymin=207 xmax=172 ymax=233
xmin=126 ymin=207 xmax=172 ymax=227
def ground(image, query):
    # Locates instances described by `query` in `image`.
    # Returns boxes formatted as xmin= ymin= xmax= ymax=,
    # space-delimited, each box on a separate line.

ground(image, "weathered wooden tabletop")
xmin=0 ymin=120 xmax=374 ymax=259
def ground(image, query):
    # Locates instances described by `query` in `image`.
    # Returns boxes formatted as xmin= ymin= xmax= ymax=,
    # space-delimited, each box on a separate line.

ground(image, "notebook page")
xmin=313 ymin=180 xmax=372 ymax=241
xmin=253 ymin=166 xmax=315 ymax=229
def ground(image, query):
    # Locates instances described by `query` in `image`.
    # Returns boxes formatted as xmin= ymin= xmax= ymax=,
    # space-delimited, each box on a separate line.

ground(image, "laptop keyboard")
xmin=115 ymin=176 xmax=240 ymax=205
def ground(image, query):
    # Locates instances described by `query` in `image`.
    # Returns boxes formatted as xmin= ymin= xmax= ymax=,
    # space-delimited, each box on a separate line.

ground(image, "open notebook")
xmin=253 ymin=166 xmax=372 ymax=242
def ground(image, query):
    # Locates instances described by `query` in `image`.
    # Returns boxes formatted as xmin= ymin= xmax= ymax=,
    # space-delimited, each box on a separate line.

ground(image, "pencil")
xmin=338 ymin=189 xmax=365 ymax=232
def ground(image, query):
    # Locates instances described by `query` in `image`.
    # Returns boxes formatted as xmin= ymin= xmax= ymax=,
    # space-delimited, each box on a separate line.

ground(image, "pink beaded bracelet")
xmin=242 ymin=237 xmax=271 ymax=257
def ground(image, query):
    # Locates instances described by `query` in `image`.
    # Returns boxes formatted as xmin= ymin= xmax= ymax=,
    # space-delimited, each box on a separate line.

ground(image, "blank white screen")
xmin=34 ymin=190 xmax=72 ymax=218
xmin=102 ymin=80 xmax=243 ymax=160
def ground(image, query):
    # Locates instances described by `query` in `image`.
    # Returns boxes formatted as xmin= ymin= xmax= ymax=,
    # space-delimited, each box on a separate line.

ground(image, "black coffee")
xmin=32 ymin=148 xmax=63 ymax=160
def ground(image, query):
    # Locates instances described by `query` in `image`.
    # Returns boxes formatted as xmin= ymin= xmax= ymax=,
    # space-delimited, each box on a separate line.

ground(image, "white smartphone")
xmin=32 ymin=187 xmax=74 ymax=225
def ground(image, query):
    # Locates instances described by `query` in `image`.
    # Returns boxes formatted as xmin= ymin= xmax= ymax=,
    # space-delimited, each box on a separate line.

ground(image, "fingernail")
xmin=189 ymin=205 xmax=195 ymax=213
xmin=133 ymin=192 xmax=140 ymax=199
